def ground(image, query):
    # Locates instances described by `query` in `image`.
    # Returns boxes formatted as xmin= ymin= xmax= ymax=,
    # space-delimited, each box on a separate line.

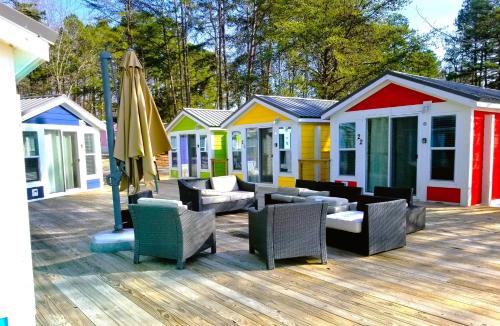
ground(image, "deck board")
xmin=30 ymin=180 xmax=500 ymax=325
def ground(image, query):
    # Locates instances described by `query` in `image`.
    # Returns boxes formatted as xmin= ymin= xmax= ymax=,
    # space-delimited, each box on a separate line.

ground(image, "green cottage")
xmin=165 ymin=108 xmax=234 ymax=178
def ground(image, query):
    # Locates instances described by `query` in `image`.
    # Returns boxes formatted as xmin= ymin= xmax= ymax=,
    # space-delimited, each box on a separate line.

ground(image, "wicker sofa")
xmin=178 ymin=175 xmax=256 ymax=213
xmin=295 ymin=179 xmax=362 ymax=202
xmin=325 ymin=195 xmax=407 ymax=255
xmin=373 ymin=186 xmax=426 ymax=234
xmin=248 ymin=202 xmax=328 ymax=269
xmin=129 ymin=198 xmax=216 ymax=269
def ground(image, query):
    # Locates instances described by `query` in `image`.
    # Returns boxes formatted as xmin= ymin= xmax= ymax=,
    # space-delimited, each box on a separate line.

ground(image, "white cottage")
xmin=322 ymin=71 xmax=500 ymax=206
xmin=21 ymin=95 xmax=105 ymax=201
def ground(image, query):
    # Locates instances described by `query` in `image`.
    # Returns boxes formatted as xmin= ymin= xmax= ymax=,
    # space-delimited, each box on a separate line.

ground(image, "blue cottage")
xmin=21 ymin=95 xmax=105 ymax=201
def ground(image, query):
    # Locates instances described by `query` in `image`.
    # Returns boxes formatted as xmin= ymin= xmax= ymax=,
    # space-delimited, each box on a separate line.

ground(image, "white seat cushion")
xmin=306 ymin=196 xmax=349 ymax=207
xmin=210 ymin=175 xmax=238 ymax=192
xmin=327 ymin=204 xmax=349 ymax=214
xmin=137 ymin=198 xmax=188 ymax=213
xmin=200 ymin=189 xmax=225 ymax=196
xmin=227 ymin=191 xmax=254 ymax=201
xmin=326 ymin=211 xmax=364 ymax=233
xmin=297 ymin=188 xmax=329 ymax=197
xmin=276 ymin=187 xmax=300 ymax=196
xmin=201 ymin=195 xmax=231 ymax=205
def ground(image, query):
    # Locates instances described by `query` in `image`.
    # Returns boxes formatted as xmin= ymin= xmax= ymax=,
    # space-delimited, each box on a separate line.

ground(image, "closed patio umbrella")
xmin=114 ymin=50 xmax=171 ymax=193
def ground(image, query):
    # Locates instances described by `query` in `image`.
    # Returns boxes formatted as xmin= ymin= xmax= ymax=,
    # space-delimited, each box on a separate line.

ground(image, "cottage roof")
xmin=253 ymin=95 xmax=337 ymax=119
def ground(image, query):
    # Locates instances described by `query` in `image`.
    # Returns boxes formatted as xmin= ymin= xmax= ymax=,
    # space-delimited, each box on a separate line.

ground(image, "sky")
xmin=401 ymin=0 xmax=463 ymax=59
xmin=69 ymin=0 xmax=463 ymax=59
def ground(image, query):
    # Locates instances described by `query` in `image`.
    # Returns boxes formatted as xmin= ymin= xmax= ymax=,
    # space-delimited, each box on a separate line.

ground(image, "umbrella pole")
xmin=100 ymin=51 xmax=123 ymax=232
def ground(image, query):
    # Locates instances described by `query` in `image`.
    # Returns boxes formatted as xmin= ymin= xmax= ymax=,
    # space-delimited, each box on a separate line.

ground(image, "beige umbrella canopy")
xmin=114 ymin=50 xmax=171 ymax=193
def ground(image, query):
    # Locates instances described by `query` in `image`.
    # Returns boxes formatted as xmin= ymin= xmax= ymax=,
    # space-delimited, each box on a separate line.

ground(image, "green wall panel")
xmin=170 ymin=169 xmax=179 ymax=178
xmin=200 ymin=171 xmax=211 ymax=178
xmin=171 ymin=116 xmax=200 ymax=131
xmin=212 ymin=131 xmax=227 ymax=176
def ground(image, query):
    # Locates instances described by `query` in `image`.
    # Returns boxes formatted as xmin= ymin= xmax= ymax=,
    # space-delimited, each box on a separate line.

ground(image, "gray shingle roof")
xmin=254 ymin=95 xmax=337 ymax=118
xmin=388 ymin=71 xmax=500 ymax=104
xmin=20 ymin=95 xmax=61 ymax=116
xmin=184 ymin=108 xmax=234 ymax=127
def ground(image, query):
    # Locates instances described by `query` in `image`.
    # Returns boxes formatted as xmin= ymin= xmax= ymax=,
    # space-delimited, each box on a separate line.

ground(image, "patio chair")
xmin=129 ymin=198 xmax=216 ymax=269
xmin=326 ymin=195 xmax=407 ymax=255
xmin=373 ymin=186 xmax=426 ymax=234
xmin=248 ymin=202 xmax=328 ymax=270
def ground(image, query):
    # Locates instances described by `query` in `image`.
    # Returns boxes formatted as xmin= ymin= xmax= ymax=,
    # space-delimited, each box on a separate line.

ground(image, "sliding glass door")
xmin=246 ymin=128 xmax=259 ymax=183
xmin=365 ymin=116 xmax=418 ymax=193
xmin=62 ymin=132 xmax=80 ymax=190
xmin=259 ymin=128 xmax=273 ymax=183
xmin=391 ymin=117 xmax=418 ymax=192
xmin=45 ymin=130 xmax=65 ymax=193
xmin=366 ymin=117 xmax=389 ymax=193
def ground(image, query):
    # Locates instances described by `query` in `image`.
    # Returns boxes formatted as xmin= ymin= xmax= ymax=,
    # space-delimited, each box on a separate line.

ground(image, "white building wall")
xmin=329 ymin=101 xmax=473 ymax=205
xmin=0 ymin=42 xmax=36 ymax=326
xmin=22 ymin=123 xmax=104 ymax=201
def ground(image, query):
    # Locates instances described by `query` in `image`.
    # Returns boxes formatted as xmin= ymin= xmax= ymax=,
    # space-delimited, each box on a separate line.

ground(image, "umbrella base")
xmin=90 ymin=229 xmax=134 ymax=253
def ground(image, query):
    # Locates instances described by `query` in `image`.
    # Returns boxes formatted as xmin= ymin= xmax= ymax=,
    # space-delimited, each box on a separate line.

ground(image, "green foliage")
xmin=444 ymin=0 xmax=499 ymax=88
xmin=18 ymin=0 xmax=442 ymax=121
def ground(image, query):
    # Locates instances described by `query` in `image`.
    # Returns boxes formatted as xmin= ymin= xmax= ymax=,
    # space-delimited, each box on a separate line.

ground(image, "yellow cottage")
xmin=221 ymin=95 xmax=335 ymax=187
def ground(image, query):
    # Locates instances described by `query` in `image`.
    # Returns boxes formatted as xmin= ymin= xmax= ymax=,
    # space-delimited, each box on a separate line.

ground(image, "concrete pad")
xmin=90 ymin=229 xmax=134 ymax=253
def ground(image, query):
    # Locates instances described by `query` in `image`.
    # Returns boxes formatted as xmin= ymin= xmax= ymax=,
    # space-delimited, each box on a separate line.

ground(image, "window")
xmin=232 ymin=131 xmax=242 ymax=170
xmin=23 ymin=131 xmax=40 ymax=182
xmin=171 ymin=135 xmax=178 ymax=168
xmin=84 ymin=134 xmax=97 ymax=175
xmin=431 ymin=115 xmax=456 ymax=180
xmin=279 ymin=127 xmax=292 ymax=173
xmin=339 ymin=122 xmax=356 ymax=175
xmin=200 ymin=135 xmax=208 ymax=170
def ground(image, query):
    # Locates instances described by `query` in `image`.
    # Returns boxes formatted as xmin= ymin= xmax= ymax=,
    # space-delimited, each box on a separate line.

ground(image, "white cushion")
xmin=306 ymin=196 xmax=349 ymax=207
xmin=298 ymin=188 xmax=329 ymax=197
xmin=210 ymin=175 xmax=238 ymax=192
xmin=137 ymin=198 xmax=188 ymax=213
xmin=327 ymin=204 xmax=349 ymax=214
xmin=201 ymin=195 xmax=231 ymax=205
xmin=200 ymin=189 xmax=225 ymax=196
xmin=228 ymin=191 xmax=254 ymax=201
xmin=326 ymin=211 xmax=364 ymax=233
xmin=276 ymin=187 xmax=300 ymax=196
xmin=270 ymin=193 xmax=295 ymax=202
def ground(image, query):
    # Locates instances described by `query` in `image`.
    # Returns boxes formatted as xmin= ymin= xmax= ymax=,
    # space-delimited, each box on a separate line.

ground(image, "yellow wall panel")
xmin=278 ymin=176 xmax=296 ymax=187
xmin=232 ymin=103 xmax=290 ymax=126
xmin=232 ymin=172 xmax=244 ymax=180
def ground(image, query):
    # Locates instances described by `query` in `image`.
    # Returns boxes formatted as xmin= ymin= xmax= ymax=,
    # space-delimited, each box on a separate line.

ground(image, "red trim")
xmin=335 ymin=180 xmax=357 ymax=187
xmin=471 ymin=111 xmax=486 ymax=205
xmin=347 ymin=83 xmax=445 ymax=112
xmin=427 ymin=187 xmax=461 ymax=203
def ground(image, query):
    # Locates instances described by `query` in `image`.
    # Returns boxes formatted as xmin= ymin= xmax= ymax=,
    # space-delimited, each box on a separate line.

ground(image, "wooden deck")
xmin=30 ymin=180 xmax=500 ymax=325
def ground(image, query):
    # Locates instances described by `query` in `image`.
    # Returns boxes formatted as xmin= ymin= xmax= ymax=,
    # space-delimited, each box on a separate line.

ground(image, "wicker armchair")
xmin=373 ymin=186 xmax=426 ymax=234
xmin=248 ymin=202 xmax=328 ymax=270
xmin=326 ymin=195 xmax=407 ymax=256
xmin=129 ymin=201 xmax=216 ymax=269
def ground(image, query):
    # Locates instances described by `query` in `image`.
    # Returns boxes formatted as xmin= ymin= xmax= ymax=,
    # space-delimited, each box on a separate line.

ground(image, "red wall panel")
xmin=471 ymin=111 xmax=485 ymax=205
xmin=427 ymin=187 xmax=461 ymax=203
xmin=492 ymin=115 xmax=500 ymax=199
xmin=347 ymin=83 xmax=445 ymax=112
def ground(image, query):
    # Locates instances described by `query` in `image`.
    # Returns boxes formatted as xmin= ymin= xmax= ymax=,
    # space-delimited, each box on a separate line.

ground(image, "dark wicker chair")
xmin=248 ymin=202 xmax=328 ymax=270
xmin=373 ymin=186 xmax=426 ymax=234
xmin=129 ymin=202 xmax=216 ymax=269
xmin=326 ymin=195 xmax=407 ymax=256
xmin=178 ymin=177 xmax=255 ymax=213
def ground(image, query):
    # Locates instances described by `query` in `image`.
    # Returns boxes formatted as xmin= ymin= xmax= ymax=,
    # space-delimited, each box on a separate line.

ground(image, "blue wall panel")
xmin=0 ymin=317 xmax=8 ymax=326
xmin=25 ymin=105 xmax=82 ymax=126
xmin=27 ymin=186 xmax=44 ymax=200
xmin=87 ymin=179 xmax=101 ymax=189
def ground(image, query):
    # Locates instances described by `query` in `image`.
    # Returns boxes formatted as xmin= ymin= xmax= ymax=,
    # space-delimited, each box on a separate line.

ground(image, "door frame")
xmin=362 ymin=113 xmax=421 ymax=198
xmin=61 ymin=131 xmax=81 ymax=190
